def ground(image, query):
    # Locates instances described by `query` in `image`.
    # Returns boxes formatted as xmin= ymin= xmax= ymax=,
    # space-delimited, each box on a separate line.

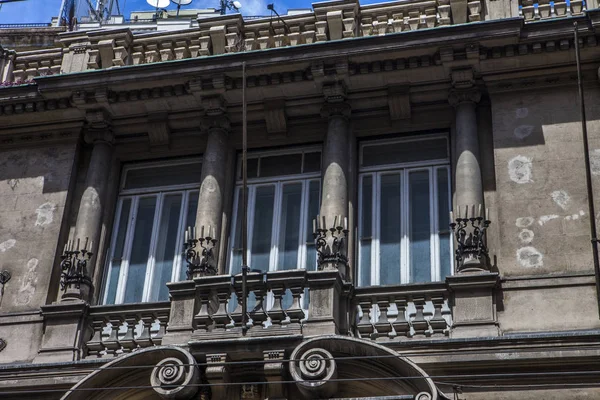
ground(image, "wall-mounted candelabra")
xmin=184 ymin=225 xmax=217 ymax=279
xmin=450 ymin=204 xmax=491 ymax=272
xmin=60 ymin=238 xmax=93 ymax=300
xmin=312 ymin=215 xmax=349 ymax=275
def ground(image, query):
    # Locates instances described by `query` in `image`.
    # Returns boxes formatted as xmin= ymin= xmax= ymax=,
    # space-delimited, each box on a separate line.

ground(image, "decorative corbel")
xmin=205 ymin=353 xmax=230 ymax=399
xmin=264 ymin=350 xmax=287 ymax=399
xmin=97 ymin=39 xmax=115 ymax=69
xmin=388 ymin=85 xmax=411 ymax=120
xmin=209 ymin=25 xmax=227 ymax=55
xmin=327 ymin=10 xmax=344 ymax=40
xmin=147 ymin=111 xmax=170 ymax=148
xmin=264 ymin=99 xmax=287 ymax=137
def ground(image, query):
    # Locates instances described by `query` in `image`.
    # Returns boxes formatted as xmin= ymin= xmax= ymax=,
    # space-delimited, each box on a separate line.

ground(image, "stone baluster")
xmin=410 ymin=296 xmax=428 ymax=337
xmin=211 ymin=278 xmax=233 ymax=332
xmin=136 ymin=312 xmax=155 ymax=348
xmin=86 ymin=316 xmax=107 ymax=358
xmin=194 ymin=286 xmax=214 ymax=333
xmin=428 ymin=294 xmax=449 ymax=336
xmin=266 ymin=275 xmax=288 ymax=327
xmin=64 ymin=109 xmax=114 ymax=302
xmin=104 ymin=315 xmax=123 ymax=357
xmin=154 ymin=310 xmax=169 ymax=345
xmin=120 ymin=314 xmax=139 ymax=353
xmin=392 ymin=297 xmax=410 ymax=338
xmin=248 ymin=273 xmax=269 ymax=328
xmin=356 ymin=299 xmax=374 ymax=339
xmin=285 ymin=271 xmax=307 ymax=325
xmin=374 ymin=297 xmax=393 ymax=339
xmin=230 ymin=274 xmax=246 ymax=328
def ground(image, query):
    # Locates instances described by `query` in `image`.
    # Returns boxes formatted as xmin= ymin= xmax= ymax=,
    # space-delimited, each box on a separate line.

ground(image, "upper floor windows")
xmin=357 ymin=135 xmax=452 ymax=287
xmin=102 ymin=159 xmax=200 ymax=305
xmin=229 ymin=148 xmax=321 ymax=276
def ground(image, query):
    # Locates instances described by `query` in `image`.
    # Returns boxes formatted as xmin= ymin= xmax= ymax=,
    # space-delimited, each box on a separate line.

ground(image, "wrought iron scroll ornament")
xmin=184 ymin=226 xmax=217 ymax=279
xmin=450 ymin=204 xmax=491 ymax=272
xmin=60 ymin=238 xmax=93 ymax=291
xmin=313 ymin=215 xmax=349 ymax=271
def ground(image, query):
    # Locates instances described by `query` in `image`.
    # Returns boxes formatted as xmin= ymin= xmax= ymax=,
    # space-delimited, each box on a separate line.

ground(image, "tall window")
xmin=103 ymin=159 xmax=201 ymax=304
xmin=358 ymin=135 xmax=452 ymax=287
xmin=228 ymin=148 xmax=321 ymax=276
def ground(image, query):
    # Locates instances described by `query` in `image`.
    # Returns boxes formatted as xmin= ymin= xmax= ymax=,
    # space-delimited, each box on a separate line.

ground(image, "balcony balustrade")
xmin=353 ymin=283 xmax=452 ymax=341
xmin=520 ymin=0 xmax=585 ymax=21
xmin=85 ymin=302 xmax=170 ymax=358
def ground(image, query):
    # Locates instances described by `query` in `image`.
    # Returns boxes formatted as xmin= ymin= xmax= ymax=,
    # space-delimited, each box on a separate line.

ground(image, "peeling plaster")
xmin=516 ymin=217 xmax=535 ymax=228
xmin=517 ymin=247 xmax=544 ymax=268
xmin=518 ymin=229 xmax=534 ymax=244
xmin=35 ymin=202 xmax=56 ymax=227
xmin=590 ymin=149 xmax=600 ymax=176
xmin=538 ymin=215 xmax=559 ymax=226
xmin=514 ymin=125 xmax=534 ymax=139
xmin=515 ymin=108 xmax=529 ymax=118
xmin=16 ymin=258 xmax=39 ymax=305
xmin=508 ymin=156 xmax=533 ymax=184
xmin=551 ymin=190 xmax=571 ymax=210
xmin=0 ymin=239 xmax=16 ymax=252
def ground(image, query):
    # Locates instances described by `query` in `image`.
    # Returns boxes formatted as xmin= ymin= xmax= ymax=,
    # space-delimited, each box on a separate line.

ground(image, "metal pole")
xmin=574 ymin=22 xmax=600 ymax=319
xmin=241 ymin=61 xmax=249 ymax=334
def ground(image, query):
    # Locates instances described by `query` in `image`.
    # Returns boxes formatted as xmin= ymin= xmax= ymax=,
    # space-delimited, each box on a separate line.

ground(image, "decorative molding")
xmin=448 ymin=87 xmax=481 ymax=107
xmin=388 ymin=85 xmax=411 ymax=120
xmin=147 ymin=111 xmax=170 ymax=147
xmin=264 ymin=99 xmax=287 ymax=136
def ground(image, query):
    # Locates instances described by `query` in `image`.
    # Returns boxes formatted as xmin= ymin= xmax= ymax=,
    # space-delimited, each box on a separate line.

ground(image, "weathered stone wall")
xmin=491 ymin=84 xmax=600 ymax=332
xmin=0 ymin=143 xmax=77 ymax=312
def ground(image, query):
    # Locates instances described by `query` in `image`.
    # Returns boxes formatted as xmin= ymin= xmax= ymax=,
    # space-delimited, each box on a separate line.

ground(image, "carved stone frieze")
xmin=147 ymin=111 xmax=170 ymax=147
xmin=264 ymin=99 xmax=287 ymax=136
xmin=388 ymin=85 xmax=411 ymax=120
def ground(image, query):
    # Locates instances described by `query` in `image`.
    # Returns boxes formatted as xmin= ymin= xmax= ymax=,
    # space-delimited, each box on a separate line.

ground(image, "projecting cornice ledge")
xmin=31 ymin=18 xmax=525 ymax=92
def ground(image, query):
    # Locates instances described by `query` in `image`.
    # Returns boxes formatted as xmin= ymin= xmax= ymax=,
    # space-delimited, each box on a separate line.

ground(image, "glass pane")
xmin=239 ymin=158 xmax=259 ymax=180
xmin=410 ymin=171 xmax=431 ymax=283
xmin=278 ymin=183 xmax=302 ymax=270
xmin=359 ymin=175 xmax=373 ymax=287
xmin=250 ymin=186 xmax=275 ymax=271
xmin=303 ymin=152 xmax=321 ymax=173
xmin=362 ymin=138 xmax=448 ymax=167
xmin=437 ymin=168 xmax=452 ymax=279
xmin=124 ymin=162 xmax=202 ymax=190
xmin=124 ymin=197 xmax=157 ymax=303
xmin=304 ymin=180 xmax=320 ymax=271
xmin=181 ymin=191 xmax=199 ymax=281
xmin=105 ymin=199 xmax=131 ymax=305
xmin=152 ymin=194 xmax=182 ymax=301
xmin=260 ymin=154 xmax=302 ymax=177
xmin=379 ymin=174 xmax=401 ymax=285
xmin=230 ymin=188 xmax=244 ymax=276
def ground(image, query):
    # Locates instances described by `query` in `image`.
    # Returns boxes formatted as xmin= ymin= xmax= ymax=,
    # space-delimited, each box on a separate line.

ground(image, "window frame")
xmin=101 ymin=158 xmax=201 ymax=305
xmin=228 ymin=146 xmax=322 ymax=275
xmin=357 ymin=134 xmax=453 ymax=287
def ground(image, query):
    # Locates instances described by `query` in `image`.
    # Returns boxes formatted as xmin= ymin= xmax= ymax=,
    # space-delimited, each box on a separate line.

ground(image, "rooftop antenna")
xmin=146 ymin=0 xmax=169 ymax=19
xmin=170 ymin=0 xmax=191 ymax=16
xmin=217 ymin=0 xmax=241 ymax=15
xmin=267 ymin=3 xmax=290 ymax=34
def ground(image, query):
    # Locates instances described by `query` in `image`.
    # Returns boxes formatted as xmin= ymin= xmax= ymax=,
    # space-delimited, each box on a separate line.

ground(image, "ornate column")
xmin=184 ymin=96 xmax=231 ymax=279
xmin=316 ymin=82 xmax=351 ymax=278
xmin=61 ymin=109 xmax=114 ymax=302
xmin=449 ymin=85 xmax=483 ymax=209
xmin=446 ymin=69 xmax=500 ymax=338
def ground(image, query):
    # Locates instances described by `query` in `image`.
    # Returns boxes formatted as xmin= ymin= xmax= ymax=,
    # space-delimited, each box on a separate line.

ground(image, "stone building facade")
xmin=1 ymin=0 xmax=600 ymax=398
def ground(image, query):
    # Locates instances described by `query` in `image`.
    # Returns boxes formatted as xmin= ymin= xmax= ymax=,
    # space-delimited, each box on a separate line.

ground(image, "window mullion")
xmin=430 ymin=167 xmax=439 ymax=282
xmin=401 ymin=169 xmax=409 ymax=284
xmin=172 ymin=190 xmax=189 ymax=283
xmin=246 ymin=186 xmax=257 ymax=269
xmin=373 ymin=173 xmax=380 ymax=286
xmin=116 ymin=196 xmax=138 ymax=304
xmin=298 ymin=180 xmax=308 ymax=270
xmin=142 ymin=193 xmax=163 ymax=303
xmin=271 ymin=182 xmax=283 ymax=272
xmin=102 ymin=199 xmax=124 ymax=305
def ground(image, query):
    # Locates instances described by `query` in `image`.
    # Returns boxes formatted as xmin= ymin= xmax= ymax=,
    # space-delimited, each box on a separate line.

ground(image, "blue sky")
xmin=0 ymin=0 xmax=385 ymax=24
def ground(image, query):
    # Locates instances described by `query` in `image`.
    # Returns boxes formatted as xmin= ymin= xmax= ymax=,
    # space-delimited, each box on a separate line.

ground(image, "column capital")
xmin=83 ymin=109 xmax=114 ymax=145
xmin=201 ymin=114 xmax=230 ymax=134
xmin=448 ymin=87 xmax=481 ymax=107
xmin=201 ymin=95 xmax=226 ymax=117
xmin=321 ymin=101 xmax=351 ymax=119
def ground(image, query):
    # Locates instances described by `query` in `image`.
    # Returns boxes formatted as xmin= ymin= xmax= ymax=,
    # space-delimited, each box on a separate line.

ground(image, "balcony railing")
xmin=85 ymin=302 xmax=170 ymax=358
xmin=353 ymin=282 xmax=452 ymax=341
xmin=520 ymin=0 xmax=585 ymax=21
